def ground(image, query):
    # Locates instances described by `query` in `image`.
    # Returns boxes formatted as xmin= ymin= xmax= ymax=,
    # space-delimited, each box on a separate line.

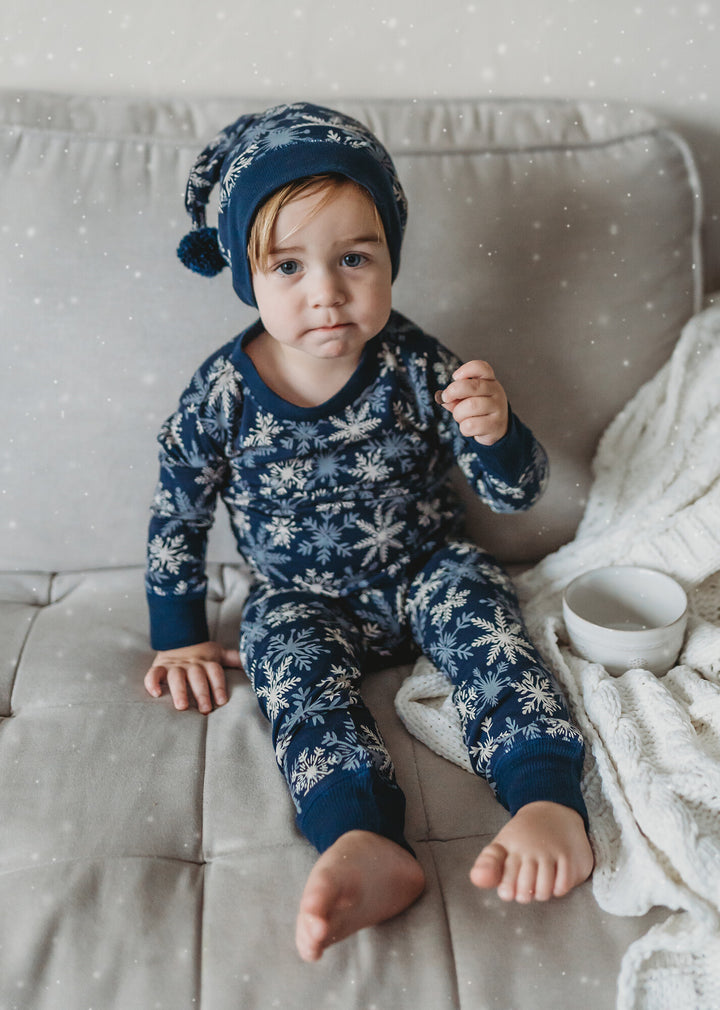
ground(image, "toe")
xmin=532 ymin=857 xmax=557 ymax=902
xmin=552 ymin=856 xmax=574 ymax=898
xmin=295 ymin=912 xmax=329 ymax=963
xmin=299 ymin=866 xmax=343 ymax=921
xmin=514 ymin=857 xmax=539 ymax=904
xmin=496 ymin=850 xmax=522 ymax=902
xmin=470 ymin=842 xmax=506 ymax=890
xmin=553 ymin=842 xmax=594 ymax=897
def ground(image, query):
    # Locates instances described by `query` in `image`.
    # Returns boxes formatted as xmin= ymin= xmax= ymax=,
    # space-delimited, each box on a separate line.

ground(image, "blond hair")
xmin=247 ymin=174 xmax=385 ymax=275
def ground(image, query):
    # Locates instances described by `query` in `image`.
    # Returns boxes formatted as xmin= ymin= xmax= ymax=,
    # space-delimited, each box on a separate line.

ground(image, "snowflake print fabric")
xmin=146 ymin=310 xmax=547 ymax=650
xmin=406 ymin=543 xmax=584 ymax=811
xmin=146 ymin=310 xmax=585 ymax=851
xmin=237 ymin=541 xmax=585 ymax=853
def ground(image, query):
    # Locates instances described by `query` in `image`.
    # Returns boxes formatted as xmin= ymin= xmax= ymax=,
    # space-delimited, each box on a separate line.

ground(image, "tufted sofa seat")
xmin=0 ymin=90 xmax=702 ymax=1009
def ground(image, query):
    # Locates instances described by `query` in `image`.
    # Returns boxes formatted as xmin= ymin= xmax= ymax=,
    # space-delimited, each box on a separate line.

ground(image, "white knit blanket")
xmin=395 ymin=299 xmax=720 ymax=1010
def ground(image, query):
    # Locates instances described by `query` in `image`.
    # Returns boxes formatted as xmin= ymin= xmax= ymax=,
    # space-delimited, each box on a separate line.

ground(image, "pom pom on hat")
xmin=177 ymin=226 xmax=227 ymax=277
xmin=176 ymin=111 xmax=255 ymax=281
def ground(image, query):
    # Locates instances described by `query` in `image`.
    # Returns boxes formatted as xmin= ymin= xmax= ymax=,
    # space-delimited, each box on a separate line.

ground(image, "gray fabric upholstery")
xmin=1 ymin=92 xmax=701 ymax=569
xmin=0 ymin=91 xmax=699 ymax=1009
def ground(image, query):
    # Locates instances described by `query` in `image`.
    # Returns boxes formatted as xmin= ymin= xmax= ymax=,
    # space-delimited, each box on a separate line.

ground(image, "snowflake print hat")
xmin=177 ymin=101 xmax=408 ymax=306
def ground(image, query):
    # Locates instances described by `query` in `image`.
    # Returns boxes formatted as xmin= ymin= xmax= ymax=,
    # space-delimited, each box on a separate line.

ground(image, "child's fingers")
xmin=451 ymin=394 xmax=499 ymax=423
xmin=145 ymin=647 xmax=237 ymax=711
xmin=144 ymin=664 xmax=166 ymax=698
xmin=452 ymin=359 xmax=496 ymax=382
xmin=434 ymin=360 xmax=500 ymax=408
xmin=185 ymin=664 xmax=211 ymax=714
xmin=456 ymin=412 xmax=505 ymax=441
xmin=206 ymin=662 xmax=229 ymax=705
xmin=438 ymin=376 xmax=498 ymax=407
xmin=192 ymin=664 xmax=225 ymax=715
xmin=167 ymin=667 xmax=190 ymax=711
xmin=454 ymin=411 xmax=488 ymax=439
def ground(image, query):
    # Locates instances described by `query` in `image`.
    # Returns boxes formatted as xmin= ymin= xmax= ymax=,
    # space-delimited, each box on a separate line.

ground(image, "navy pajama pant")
xmin=239 ymin=541 xmax=586 ymax=853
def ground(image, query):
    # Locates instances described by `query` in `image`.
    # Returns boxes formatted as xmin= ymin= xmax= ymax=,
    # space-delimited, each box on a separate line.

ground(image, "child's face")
xmin=251 ymin=183 xmax=393 ymax=365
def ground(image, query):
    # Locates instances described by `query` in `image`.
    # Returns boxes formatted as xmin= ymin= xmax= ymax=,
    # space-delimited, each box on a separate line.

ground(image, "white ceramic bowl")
xmin=562 ymin=566 xmax=688 ymax=676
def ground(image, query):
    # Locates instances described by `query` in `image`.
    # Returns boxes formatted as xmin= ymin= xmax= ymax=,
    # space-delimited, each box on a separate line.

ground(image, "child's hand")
xmin=144 ymin=641 xmax=241 ymax=714
xmin=435 ymin=360 xmax=509 ymax=446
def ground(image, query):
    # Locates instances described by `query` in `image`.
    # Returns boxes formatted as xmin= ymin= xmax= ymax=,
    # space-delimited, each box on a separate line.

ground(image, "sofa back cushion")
xmin=0 ymin=93 xmax=702 ymax=570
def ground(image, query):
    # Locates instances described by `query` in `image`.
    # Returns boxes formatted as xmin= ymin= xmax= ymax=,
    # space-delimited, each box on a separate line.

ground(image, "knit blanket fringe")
xmin=395 ymin=297 xmax=720 ymax=1010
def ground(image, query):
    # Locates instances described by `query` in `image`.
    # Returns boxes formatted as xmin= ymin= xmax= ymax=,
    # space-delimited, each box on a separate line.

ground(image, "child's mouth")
xmin=313 ymin=322 xmax=351 ymax=333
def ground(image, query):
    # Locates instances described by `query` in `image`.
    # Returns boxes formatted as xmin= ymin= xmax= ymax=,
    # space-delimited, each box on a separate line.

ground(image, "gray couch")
xmin=1 ymin=90 xmax=703 ymax=1009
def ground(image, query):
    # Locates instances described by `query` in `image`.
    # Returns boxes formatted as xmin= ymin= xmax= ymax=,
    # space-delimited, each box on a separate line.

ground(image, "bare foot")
xmin=470 ymin=801 xmax=594 ymax=903
xmin=295 ymin=830 xmax=425 ymax=962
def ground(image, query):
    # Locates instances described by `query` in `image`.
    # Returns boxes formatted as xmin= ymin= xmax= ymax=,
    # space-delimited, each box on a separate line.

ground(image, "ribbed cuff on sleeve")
xmin=147 ymin=593 xmax=210 ymax=651
xmin=470 ymin=407 xmax=534 ymax=481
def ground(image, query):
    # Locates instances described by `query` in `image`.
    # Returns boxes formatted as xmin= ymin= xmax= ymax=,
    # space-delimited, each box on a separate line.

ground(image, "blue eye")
xmin=342 ymin=253 xmax=365 ymax=268
xmin=276 ymin=260 xmax=299 ymax=276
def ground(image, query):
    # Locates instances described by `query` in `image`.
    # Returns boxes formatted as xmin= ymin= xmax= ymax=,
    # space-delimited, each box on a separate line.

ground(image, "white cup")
xmin=562 ymin=566 xmax=688 ymax=676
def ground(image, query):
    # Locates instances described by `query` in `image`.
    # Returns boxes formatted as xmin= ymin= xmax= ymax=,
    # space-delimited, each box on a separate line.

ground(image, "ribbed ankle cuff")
xmin=491 ymin=745 xmax=588 ymax=829
xmin=296 ymin=768 xmax=412 ymax=854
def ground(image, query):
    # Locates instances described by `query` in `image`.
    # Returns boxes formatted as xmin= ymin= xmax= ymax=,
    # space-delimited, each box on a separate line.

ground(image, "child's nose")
xmin=309 ymin=268 xmax=346 ymax=307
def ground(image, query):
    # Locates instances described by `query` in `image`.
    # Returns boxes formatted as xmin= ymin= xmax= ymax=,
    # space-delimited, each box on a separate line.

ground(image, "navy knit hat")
xmin=177 ymin=102 xmax=408 ymax=307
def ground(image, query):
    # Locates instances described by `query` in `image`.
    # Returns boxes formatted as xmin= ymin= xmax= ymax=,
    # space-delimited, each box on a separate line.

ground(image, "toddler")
xmin=144 ymin=102 xmax=593 ymax=963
